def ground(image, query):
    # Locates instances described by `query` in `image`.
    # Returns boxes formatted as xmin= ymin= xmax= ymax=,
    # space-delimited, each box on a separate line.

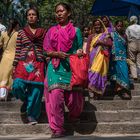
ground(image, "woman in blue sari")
xmin=110 ymin=20 xmax=130 ymax=99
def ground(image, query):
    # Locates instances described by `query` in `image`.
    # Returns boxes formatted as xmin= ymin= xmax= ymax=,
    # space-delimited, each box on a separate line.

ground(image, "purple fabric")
xmin=89 ymin=46 xmax=98 ymax=66
xmin=88 ymin=71 xmax=107 ymax=92
xmin=89 ymin=32 xmax=106 ymax=65
xmin=105 ymin=16 xmax=114 ymax=33
xmin=88 ymin=33 xmax=109 ymax=94
xmin=107 ymin=27 xmax=113 ymax=33
xmin=86 ymin=34 xmax=93 ymax=54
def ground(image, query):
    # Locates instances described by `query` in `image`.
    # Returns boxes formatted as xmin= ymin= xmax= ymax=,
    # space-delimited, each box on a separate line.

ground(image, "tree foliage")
xmin=38 ymin=0 xmax=94 ymax=29
xmin=0 ymin=0 xmax=13 ymax=23
xmin=0 ymin=0 xmax=129 ymax=30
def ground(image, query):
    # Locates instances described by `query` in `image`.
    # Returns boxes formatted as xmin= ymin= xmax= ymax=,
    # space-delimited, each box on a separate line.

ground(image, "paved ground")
xmin=0 ymin=135 xmax=140 ymax=140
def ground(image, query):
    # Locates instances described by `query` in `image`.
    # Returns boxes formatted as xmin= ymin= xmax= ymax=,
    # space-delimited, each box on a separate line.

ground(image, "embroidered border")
xmin=48 ymin=83 xmax=84 ymax=92
xmin=111 ymin=75 xmax=129 ymax=90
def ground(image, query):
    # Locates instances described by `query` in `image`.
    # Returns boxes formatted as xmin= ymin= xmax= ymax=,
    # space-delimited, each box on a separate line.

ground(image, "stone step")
xmin=105 ymin=82 xmax=140 ymax=90
xmin=0 ymin=110 xmax=140 ymax=124
xmin=84 ymin=95 xmax=140 ymax=101
xmin=83 ymin=89 xmax=140 ymax=97
xmin=0 ymin=122 xmax=140 ymax=135
xmin=131 ymin=83 xmax=140 ymax=90
xmin=85 ymin=100 xmax=140 ymax=111
xmin=1 ymin=99 xmax=140 ymax=111
xmin=131 ymin=90 xmax=140 ymax=96
xmin=81 ymin=110 xmax=140 ymax=123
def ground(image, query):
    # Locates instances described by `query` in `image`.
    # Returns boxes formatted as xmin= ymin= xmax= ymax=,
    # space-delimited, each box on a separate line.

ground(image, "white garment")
xmin=0 ymin=88 xmax=7 ymax=98
xmin=126 ymin=24 xmax=140 ymax=42
xmin=0 ymin=23 xmax=6 ymax=33
xmin=129 ymin=16 xmax=138 ymax=24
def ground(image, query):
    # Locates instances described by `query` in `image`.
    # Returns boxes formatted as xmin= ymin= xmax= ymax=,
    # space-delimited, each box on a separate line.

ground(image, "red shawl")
xmin=23 ymin=26 xmax=46 ymax=43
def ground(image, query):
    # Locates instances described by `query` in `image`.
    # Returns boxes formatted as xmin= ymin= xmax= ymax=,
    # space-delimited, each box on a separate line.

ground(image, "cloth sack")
xmin=69 ymin=54 xmax=89 ymax=88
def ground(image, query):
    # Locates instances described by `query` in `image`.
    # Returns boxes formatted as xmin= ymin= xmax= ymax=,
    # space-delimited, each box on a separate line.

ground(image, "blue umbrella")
xmin=91 ymin=0 xmax=140 ymax=16
xmin=119 ymin=0 xmax=140 ymax=5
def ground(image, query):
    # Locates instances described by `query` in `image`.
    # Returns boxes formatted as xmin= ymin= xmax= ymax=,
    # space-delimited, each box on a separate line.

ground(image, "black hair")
xmin=26 ymin=7 xmax=39 ymax=19
xmin=0 ymin=15 xmax=3 ymax=22
xmin=82 ymin=26 xmax=90 ymax=31
xmin=0 ymin=14 xmax=2 ymax=19
xmin=92 ymin=19 xmax=101 ymax=26
xmin=115 ymin=20 xmax=123 ymax=26
xmin=101 ymin=16 xmax=109 ymax=21
xmin=7 ymin=19 xmax=19 ymax=36
xmin=55 ymin=2 xmax=71 ymax=13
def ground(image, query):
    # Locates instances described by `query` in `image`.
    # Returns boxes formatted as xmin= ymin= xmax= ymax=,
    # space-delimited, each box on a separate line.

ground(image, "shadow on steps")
xmin=20 ymin=101 xmax=98 ymax=135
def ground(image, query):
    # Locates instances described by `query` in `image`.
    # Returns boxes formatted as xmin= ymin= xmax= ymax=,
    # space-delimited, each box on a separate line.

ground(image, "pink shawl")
xmin=43 ymin=22 xmax=76 ymax=68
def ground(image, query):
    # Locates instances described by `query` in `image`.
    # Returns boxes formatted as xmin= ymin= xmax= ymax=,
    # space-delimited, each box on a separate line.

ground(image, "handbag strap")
xmin=3 ymin=32 xmax=16 ymax=51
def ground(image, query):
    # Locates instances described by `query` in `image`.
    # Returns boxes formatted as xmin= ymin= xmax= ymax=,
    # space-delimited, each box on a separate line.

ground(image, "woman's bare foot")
xmin=121 ymin=92 xmax=131 ymax=100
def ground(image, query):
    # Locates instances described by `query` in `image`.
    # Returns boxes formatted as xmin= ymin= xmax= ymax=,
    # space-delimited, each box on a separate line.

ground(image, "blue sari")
xmin=110 ymin=31 xmax=130 ymax=89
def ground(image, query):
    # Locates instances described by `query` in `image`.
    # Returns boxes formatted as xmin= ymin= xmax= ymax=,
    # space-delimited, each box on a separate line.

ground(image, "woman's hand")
xmin=57 ymin=52 xmax=69 ymax=59
xmin=96 ymin=40 xmax=105 ymax=46
xmin=47 ymin=51 xmax=69 ymax=59
xmin=76 ymin=49 xmax=83 ymax=57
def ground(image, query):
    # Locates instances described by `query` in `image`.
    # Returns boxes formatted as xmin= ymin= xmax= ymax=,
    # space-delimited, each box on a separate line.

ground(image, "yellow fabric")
xmin=89 ymin=19 xmax=108 ymax=52
xmin=90 ymin=33 xmax=102 ymax=52
xmin=89 ymin=29 xmax=109 ymax=77
xmin=0 ymin=31 xmax=18 ymax=90
xmin=97 ymin=18 xmax=108 ymax=33
xmin=90 ymin=47 xmax=109 ymax=76
xmin=88 ymin=19 xmax=109 ymax=94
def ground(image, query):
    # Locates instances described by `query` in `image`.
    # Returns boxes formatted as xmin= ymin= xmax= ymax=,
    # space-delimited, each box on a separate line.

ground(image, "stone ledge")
xmin=0 ymin=122 xmax=140 ymax=135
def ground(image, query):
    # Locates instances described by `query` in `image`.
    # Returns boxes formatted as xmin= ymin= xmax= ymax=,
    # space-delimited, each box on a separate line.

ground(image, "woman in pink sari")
xmin=43 ymin=2 xmax=84 ymax=138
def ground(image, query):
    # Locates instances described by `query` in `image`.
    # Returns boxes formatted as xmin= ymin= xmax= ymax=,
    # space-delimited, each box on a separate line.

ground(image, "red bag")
xmin=69 ymin=54 xmax=89 ymax=88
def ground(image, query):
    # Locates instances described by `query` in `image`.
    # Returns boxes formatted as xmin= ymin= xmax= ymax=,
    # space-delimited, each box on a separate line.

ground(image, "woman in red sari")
xmin=12 ymin=8 xmax=46 ymax=125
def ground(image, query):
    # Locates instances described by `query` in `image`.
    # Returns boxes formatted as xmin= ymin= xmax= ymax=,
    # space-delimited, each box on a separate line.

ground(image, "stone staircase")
xmin=0 ymin=83 xmax=140 ymax=136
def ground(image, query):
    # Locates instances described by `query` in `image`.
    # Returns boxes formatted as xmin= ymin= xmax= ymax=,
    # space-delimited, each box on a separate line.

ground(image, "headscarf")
xmin=129 ymin=16 xmax=138 ymax=24
xmin=101 ymin=16 xmax=114 ymax=33
xmin=90 ymin=18 xmax=107 ymax=51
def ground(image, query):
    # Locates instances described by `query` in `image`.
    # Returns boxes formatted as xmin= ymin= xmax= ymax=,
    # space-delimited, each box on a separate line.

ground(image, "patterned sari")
xmin=110 ymin=31 xmax=130 ymax=89
xmin=88 ymin=32 xmax=110 ymax=94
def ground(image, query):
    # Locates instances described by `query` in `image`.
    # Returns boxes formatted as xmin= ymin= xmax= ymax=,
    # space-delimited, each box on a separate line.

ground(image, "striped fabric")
xmin=13 ymin=30 xmax=44 ymax=66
